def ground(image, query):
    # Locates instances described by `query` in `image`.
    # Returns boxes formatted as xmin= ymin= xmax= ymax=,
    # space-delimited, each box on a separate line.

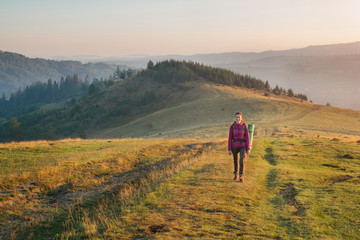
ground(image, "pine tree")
xmin=265 ymin=81 xmax=270 ymax=91
xmin=147 ymin=60 xmax=154 ymax=70
xmin=287 ymin=88 xmax=294 ymax=97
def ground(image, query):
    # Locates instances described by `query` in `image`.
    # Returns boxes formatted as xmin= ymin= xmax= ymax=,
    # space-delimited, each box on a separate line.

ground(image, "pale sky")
xmin=1 ymin=0 xmax=360 ymax=58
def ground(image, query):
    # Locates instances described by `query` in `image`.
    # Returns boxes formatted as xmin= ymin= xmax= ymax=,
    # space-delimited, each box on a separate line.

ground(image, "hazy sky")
xmin=1 ymin=0 xmax=360 ymax=58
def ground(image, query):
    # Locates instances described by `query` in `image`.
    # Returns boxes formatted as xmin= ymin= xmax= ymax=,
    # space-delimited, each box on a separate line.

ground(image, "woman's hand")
xmin=246 ymin=149 xmax=250 ymax=155
xmin=228 ymin=150 xmax=232 ymax=155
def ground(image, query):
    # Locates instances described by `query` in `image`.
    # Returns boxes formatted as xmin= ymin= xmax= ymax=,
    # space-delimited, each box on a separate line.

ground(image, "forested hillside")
xmin=0 ymin=67 xmax=137 ymax=117
xmin=0 ymin=51 xmax=120 ymax=96
xmin=0 ymin=60 xmax=310 ymax=142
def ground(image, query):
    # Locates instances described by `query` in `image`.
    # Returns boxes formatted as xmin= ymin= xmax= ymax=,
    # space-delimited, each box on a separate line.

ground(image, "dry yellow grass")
xmin=0 ymin=137 xmax=213 ymax=239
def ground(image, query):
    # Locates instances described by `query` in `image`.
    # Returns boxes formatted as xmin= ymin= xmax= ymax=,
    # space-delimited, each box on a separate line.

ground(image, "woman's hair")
xmin=235 ymin=112 xmax=245 ymax=124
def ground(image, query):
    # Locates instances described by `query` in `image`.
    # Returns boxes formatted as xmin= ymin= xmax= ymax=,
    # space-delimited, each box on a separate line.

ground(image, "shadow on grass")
xmin=265 ymin=147 xmax=277 ymax=165
xmin=266 ymin=169 xmax=279 ymax=190
xmin=193 ymin=163 xmax=215 ymax=174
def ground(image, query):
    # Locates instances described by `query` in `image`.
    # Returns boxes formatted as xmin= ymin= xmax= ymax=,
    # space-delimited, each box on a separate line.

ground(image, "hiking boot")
xmin=239 ymin=174 xmax=244 ymax=183
xmin=234 ymin=173 xmax=239 ymax=181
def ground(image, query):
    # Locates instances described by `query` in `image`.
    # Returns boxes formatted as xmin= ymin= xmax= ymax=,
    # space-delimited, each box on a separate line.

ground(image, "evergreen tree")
xmin=287 ymin=88 xmax=294 ymax=97
xmin=88 ymin=83 xmax=99 ymax=95
xmin=120 ymin=70 xmax=126 ymax=79
xmin=273 ymin=85 xmax=281 ymax=95
xmin=147 ymin=60 xmax=154 ymax=70
xmin=265 ymin=81 xmax=270 ymax=91
xmin=114 ymin=66 xmax=122 ymax=79
xmin=126 ymin=69 xmax=133 ymax=78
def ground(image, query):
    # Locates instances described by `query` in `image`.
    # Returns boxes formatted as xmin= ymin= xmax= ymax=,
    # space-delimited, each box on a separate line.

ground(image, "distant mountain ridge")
xmin=2 ymin=41 xmax=360 ymax=110
xmin=98 ymin=41 xmax=360 ymax=110
xmin=96 ymin=41 xmax=360 ymax=67
xmin=0 ymin=51 xmax=119 ymax=97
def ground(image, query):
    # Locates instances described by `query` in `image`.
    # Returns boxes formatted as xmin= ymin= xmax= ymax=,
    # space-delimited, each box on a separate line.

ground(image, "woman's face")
xmin=235 ymin=114 xmax=242 ymax=124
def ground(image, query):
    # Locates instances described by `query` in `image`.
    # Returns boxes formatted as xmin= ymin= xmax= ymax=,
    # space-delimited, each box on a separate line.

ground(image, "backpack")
xmin=232 ymin=122 xmax=246 ymax=142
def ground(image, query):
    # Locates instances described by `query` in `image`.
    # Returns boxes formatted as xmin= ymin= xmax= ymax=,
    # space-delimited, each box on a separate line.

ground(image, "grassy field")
xmin=1 ymin=133 xmax=359 ymax=239
xmin=95 ymin=137 xmax=360 ymax=239
xmin=0 ymin=138 xmax=212 ymax=239
xmin=1 ymin=80 xmax=360 ymax=239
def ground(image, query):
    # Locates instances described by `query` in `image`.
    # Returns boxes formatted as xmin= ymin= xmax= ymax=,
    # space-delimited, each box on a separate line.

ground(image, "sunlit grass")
xmin=1 ymin=135 xmax=359 ymax=239
xmin=93 ymin=137 xmax=360 ymax=239
xmin=0 ymin=137 xmax=214 ymax=239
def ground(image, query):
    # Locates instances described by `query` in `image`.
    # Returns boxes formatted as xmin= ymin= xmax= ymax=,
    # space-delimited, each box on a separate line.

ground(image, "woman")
xmin=228 ymin=112 xmax=250 ymax=182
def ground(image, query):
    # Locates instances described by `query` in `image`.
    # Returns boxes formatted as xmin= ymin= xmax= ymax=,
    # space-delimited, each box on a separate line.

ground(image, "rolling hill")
xmin=99 ymin=41 xmax=360 ymax=110
xmin=95 ymin=81 xmax=360 ymax=140
xmin=3 ymin=60 xmax=359 ymax=143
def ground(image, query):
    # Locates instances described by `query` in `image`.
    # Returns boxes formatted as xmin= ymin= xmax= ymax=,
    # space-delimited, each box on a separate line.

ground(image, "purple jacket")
xmin=228 ymin=122 xmax=250 ymax=151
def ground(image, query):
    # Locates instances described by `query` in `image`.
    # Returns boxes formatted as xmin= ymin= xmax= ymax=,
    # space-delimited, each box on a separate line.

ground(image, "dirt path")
xmin=99 ymin=141 xmax=280 ymax=239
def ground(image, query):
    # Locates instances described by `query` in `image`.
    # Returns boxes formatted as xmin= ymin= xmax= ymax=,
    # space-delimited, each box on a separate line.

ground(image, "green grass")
xmin=91 ymin=82 xmax=360 ymax=141
xmin=93 ymin=137 xmax=359 ymax=239
xmin=0 ymin=138 xmax=188 ymax=188
xmin=0 ymin=138 xmax=211 ymax=239
xmin=1 ymin=134 xmax=360 ymax=239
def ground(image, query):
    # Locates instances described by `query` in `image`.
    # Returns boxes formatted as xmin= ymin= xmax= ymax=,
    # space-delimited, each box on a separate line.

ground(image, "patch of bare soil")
xmin=147 ymin=224 xmax=168 ymax=234
xmin=279 ymin=183 xmax=306 ymax=216
xmin=322 ymin=163 xmax=346 ymax=171
xmin=321 ymin=175 xmax=353 ymax=185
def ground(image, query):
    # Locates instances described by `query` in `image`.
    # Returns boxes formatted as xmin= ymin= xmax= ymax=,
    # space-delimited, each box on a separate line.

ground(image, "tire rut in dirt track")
xmin=0 ymin=142 xmax=214 ymax=240
xmin=45 ymin=143 xmax=210 ymax=208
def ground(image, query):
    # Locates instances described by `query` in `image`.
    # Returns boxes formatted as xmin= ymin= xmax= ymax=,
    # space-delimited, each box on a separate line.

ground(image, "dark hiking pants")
xmin=232 ymin=147 xmax=246 ymax=175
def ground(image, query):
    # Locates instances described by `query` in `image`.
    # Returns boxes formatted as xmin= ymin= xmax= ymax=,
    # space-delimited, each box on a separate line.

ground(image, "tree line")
xmin=144 ymin=60 xmax=308 ymax=100
xmin=0 ymin=67 xmax=137 ymax=117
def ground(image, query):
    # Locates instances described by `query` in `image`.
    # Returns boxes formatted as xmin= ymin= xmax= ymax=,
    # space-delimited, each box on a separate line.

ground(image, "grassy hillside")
xmin=93 ymin=81 xmax=360 ymax=141
xmin=6 ymin=60 xmax=358 ymax=143
xmin=1 ymin=135 xmax=359 ymax=239
xmin=1 ymin=60 xmax=268 ymax=141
